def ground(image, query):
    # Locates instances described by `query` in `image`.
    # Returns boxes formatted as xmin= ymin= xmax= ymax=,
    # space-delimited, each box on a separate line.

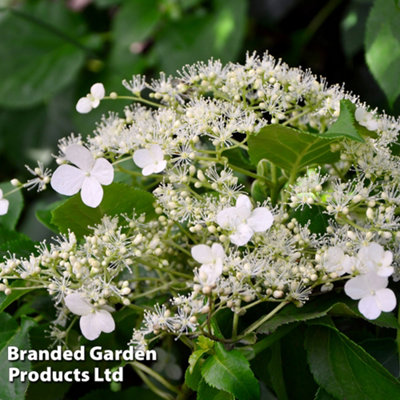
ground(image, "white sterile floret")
xmin=321 ymin=247 xmax=352 ymax=276
xmin=65 ymin=293 xmax=115 ymax=341
xmin=344 ymin=272 xmax=396 ymax=319
xmin=133 ymin=144 xmax=167 ymax=176
xmin=216 ymin=195 xmax=274 ymax=246
xmin=357 ymin=242 xmax=394 ymax=277
xmin=0 ymin=189 xmax=9 ymax=216
xmin=191 ymin=243 xmax=225 ymax=286
xmin=51 ymin=144 xmax=114 ymax=208
xmin=76 ymin=83 xmax=105 ymax=114
xmin=355 ymin=107 xmax=378 ymax=131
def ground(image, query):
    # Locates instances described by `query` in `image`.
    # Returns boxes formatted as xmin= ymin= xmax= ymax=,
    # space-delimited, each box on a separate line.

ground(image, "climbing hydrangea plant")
xmin=2 ymin=52 xmax=400 ymax=399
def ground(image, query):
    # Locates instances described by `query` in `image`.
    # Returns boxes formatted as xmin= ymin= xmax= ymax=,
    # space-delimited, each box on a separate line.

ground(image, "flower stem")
xmin=242 ymin=301 xmax=288 ymax=336
xmin=132 ymin=366 xmax=174 ymax=400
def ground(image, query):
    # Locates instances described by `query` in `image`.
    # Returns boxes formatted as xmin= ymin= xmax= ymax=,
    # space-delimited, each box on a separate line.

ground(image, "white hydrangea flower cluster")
xmin=2 ymin=52 xmax=400 ymax=346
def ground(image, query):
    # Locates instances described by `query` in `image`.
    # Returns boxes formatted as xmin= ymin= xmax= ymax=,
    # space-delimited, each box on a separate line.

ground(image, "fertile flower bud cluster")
xmin=2 ymin=52 xmax=399 ymax=347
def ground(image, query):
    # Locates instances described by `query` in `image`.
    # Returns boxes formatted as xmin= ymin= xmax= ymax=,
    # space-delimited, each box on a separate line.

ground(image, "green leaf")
xmin=0 ymin=182 xmax=23 ymax=230
xmin=154 ymin=0 xmax=246 ymax=74
xmin=36 ymin=200 xmax=65 ymax=232
xmin=0 ymin=226 xmax=36 ymax=260
xmin=365 ymin=0 xmax=400 ymax=106
xmin=341 ymin=0 xmax=372 ymax=58
xmin=185 ymin=355 xmax=203 ymax=391
xmin=51 ymin=183 xmax=156 ymax=238
xmin=0 ymin=281 xmax=34 ymax=313
xmin=0 ymin=315 xmax=35 ymax=400
xmin=257 ymin=293 xmax=399 ymax=334
xmin=280 ymin=327 xmax=318 ymax=400
xmin=319 ymin=99 xmax=364 ymax=142
xmin=266 ymin=342 xmax=288 ymax=400
xmin=197 ymin=379 xmax=233 ymax=400
xmin=0 ymin=2 xmax=86 ymax=107
xmin=248 ymin=125 xmax=339 ymax=175
xmin=201 ymin=343 xmax=260 ymax=400
xmin=305 ymin=325 xmax=400 ymax=400
xmin=314 ymin=388 xmax=336 ymax=400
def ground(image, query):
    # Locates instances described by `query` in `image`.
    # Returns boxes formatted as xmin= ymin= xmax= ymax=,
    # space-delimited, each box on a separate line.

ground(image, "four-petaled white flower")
xmin=191 ymin=243 xmax=225 ymax=286
xmin=133 ymin=144 xmax=167 ymax=176
xmin=322 ymin=247 xmax=353 ymax=276
xmin=76 ymin=83 xmax=105 ymax=114
xmin=344 ymin=272 xmax=396 ymax=320
xmin=216 ymin=195 xmax=273 ymax=246
xmin=357 ymin=242 xmax=393 ymax=277
xmin=65 ymin=293 xmax=115 ymax=341
xmin=0 ymin=189 xmax=9 ymax=216
xmin=355 ymin=107 xmax=378 ymax=131
xmin=51 ymin=144 xmax=114 ymax=208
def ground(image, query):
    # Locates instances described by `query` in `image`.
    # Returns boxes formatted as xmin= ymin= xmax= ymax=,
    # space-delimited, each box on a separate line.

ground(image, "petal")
xmin=358 ymin=296 xmax=381 ymax=320
xmin=230 ymin=224 xmax=254 ymax=246
xmin=0 ymin=199 xmax=9 ymax=215
xmin=76 ymin=97 xmax=92 ymax=114
xmin=344 ymin=275 xmax=370 ymax=300
xmin=382 ymin=251 xmax=393 ymax=267
xmin=65 ymin=293 xmax=92 ymax=316
xmin=216 ymin=207 xmax=236 ymax=229
xmin=65 ymin=144 xmax=94 ymax=171
xmin=211 ymin=243 xmax=225 ymax=260
xmin=0 ymin=189 xmax=3 ymax=197
xmin=375 ymin=288 xmax=396 ymax=312
xmin=236 ymin=195 xmax=252 ymax=211
xmin=355 ymin=108 xmax=367 ymax=123
xmin=81 ymin=177 xmax=103 ymax=208
xmin=142 ymin=165 xmax=156 ymax=176
xmin=376 ymin=266 xmax=394 ymax=277
xmin=94 ymin=310 xmax=115 ymax=333
xmin=51 ymin=165 xmax=85 ymax=196
xmin=80 ymin=313 xmax=102 ymax=340
xmin=191 ymin=245 xmax=213 ymax=264
xmin=247 ymin=207 xmax=274 ymax=232
xmin=91 ymin=158 xmax=114 ymax=185
xmin=91 ymin=98 xmax=100 ymax=109
xmin=152 ymin=160 xmax=167 ymax=173
xmin=133 ymin=149 xmax=151 ymax=168
xmin=90 ymin=83 xmax=105 ymax=99
xmin=149 ymin=144 xmax=164 ymax=162
xmin=366 ymin=119 xmax=378 ymax=131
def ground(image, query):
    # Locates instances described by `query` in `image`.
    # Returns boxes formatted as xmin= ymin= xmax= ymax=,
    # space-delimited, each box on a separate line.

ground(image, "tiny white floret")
xmin=65 ymin=293 xmax=115 ymax=341
xmin=76 ymin=83 xmax=105 ymax=114
xmin=51 ymin=144 xmax=114 ymax=208
xmin=216 ymin=195 xmax=273 ymax=246
xmin=0 ymin=189 xmax=9 ymax=216
xmin=133 ymin=144 xmax=167 ymax=176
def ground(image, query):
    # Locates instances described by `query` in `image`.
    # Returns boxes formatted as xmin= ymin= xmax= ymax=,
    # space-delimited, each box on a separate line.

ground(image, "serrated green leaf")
xmin=257 ymin=293 xmax=399 ymax=334
xmin=320 ymin=99 xmax=364 ymax=142
xmin=251 ymin=180 xmax=268 ymax=203
xmin=185 ymin=356 xmax=203 ymax=391
xmin=0 ymin=3 xmax=86 ymax=107
xmin=154 ymin=0 xmax=246 ymax=74
xmin=198 ymin=335 xmax=215 ymax=351
xmin=365 ymin=0 xmax=400 ymax=106
xmin=0 ymin=315 xmax=35 ymax=400
xmin=305 ymin=325 xmax=400 ymax=400
xmin=266 ymin=341 xmax=288 ymax=400
xmin=201 ymin=343 xmax=260 ymax=400
xmin=51 ymin=183 xmax=156 ymax=239
xmin=0 ymin=182 xmax=23 ymax=230
xmin=197 ymin=378 xmax=233 ymax=400
xmin=248 ymin=125 xmax=339 ymax=175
